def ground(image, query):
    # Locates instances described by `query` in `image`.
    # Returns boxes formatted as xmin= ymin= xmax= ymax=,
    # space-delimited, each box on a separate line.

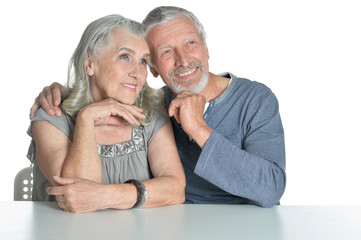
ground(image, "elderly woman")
xmin=27 ymin=14 xmax=185 ymax=213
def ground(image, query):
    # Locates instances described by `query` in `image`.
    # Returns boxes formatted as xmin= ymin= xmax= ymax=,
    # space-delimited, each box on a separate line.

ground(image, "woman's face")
xmin=87 ymin=28 xmax=150 ymax=104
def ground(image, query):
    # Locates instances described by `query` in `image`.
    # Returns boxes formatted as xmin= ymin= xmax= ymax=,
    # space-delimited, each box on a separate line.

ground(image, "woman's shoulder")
xmin=29 ymin=107 xmax=75 ymax=140
xmin=142 ymin=108 xmax=169 ymax=145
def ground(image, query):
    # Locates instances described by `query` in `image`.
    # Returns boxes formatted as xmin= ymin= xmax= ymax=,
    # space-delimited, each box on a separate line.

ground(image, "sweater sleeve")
xmin=194 ymin=90 xmax=286 ymax=207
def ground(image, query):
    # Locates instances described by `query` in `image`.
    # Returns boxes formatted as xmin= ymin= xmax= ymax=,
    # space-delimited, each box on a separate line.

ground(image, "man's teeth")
xmin=123 ymin=84 xmax=136 ymax=88
xmin=179 ymin=68 xmax=196 ymax=77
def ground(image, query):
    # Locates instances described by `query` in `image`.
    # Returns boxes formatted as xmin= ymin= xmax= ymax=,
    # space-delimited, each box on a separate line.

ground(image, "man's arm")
xmin=169 ymin=90 xmax=286 ymax=207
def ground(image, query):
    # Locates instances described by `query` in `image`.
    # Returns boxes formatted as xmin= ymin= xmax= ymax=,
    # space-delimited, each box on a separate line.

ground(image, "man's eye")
xmin=189 ymin=41 xmax=195 ymax=45
xmin=164 ymin=50 xmax=170 ymax=54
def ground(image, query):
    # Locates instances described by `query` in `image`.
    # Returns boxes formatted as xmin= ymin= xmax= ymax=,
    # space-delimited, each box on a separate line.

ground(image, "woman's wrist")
xmin=104 ymin=183 xmax=138 ymax=209
xmin=77 ymin=107 xmax=93 ymax=123
xmin=125 ymin=179 xmax=147 ymax=208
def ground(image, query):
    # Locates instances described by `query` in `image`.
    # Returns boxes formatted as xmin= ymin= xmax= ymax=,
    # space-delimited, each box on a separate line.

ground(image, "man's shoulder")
xmin=224 ymin=73 xmax=274 ymax=99
xmin=161 ymin=86 xmax=174 ymax=107
xmin=229 ymin=73 xmax=269 ymax=90
xmin=161 ymin=85 xmax=171 ymax=94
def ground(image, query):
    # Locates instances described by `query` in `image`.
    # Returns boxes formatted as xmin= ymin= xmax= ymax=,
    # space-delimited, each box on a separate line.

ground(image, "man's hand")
xmin=168 ymin=91 xmax=213 ymax=148
xmin=29 ymin=82 xmax=65 ymax=119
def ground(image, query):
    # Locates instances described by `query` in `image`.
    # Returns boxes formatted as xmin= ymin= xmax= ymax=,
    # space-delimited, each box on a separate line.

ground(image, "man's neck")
xmin=200 ymin=72 xmax=230 ymax=102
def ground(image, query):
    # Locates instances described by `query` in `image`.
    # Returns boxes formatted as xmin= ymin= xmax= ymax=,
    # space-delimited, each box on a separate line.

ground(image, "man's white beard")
xmin=169 ymin=63 xmax=209 ymax=94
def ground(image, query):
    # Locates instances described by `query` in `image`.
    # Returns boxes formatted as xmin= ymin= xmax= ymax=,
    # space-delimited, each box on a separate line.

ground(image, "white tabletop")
xmin=1 ymin=201 xmax=361 ymax=240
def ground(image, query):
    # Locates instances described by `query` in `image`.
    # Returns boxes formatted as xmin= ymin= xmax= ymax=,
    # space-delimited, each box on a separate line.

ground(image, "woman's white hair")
xmin=63 ymin=14 xmax=164 ymax=125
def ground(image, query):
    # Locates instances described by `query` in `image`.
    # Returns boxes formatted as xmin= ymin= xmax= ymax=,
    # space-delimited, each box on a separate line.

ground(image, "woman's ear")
xmin=85 ymin=54 xmax=95 ymax=76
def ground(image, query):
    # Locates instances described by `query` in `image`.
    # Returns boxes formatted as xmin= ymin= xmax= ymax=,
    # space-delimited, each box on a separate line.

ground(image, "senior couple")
xmin=28 ymin=6 xmax=286 ymax=213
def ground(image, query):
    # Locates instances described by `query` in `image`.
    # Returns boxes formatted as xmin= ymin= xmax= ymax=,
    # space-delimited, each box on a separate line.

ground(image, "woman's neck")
xmin=94 ymin=116 xmax=133 ymax=145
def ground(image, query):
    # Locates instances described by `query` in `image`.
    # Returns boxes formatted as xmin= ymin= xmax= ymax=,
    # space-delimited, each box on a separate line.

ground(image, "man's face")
xmin=147 ymin=17 xmax=209 ymax=94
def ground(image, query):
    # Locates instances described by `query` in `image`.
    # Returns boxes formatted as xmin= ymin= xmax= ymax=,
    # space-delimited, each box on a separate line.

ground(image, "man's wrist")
xmin=190 ymin=125 xmax=213 ymax=149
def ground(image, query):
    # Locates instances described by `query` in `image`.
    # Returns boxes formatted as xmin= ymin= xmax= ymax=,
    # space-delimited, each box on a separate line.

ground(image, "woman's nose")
xmin=129 ymin=64 xmax=141 ymax=80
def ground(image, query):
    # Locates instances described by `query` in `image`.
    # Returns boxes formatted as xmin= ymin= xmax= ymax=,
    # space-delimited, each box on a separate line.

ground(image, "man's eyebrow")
xmin=157 ymin=34 xmax=200 ymax=49
xmin=185 ymin=34 xmax=200 ymax=40
xmin=157 ymin=45 xmax=171 ymax=51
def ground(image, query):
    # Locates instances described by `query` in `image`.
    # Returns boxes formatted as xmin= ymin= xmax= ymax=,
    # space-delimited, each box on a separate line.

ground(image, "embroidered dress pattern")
xmin=97 ymin=126 xmax=145 ymax=157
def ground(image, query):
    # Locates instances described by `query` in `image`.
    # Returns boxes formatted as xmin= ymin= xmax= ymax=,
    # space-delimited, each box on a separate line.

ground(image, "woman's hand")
xmin=47 ymin=176 xmax=108 ymax=213
xmin=47 ymin=176 xmax=137 ymax=213
xmin=78 ymin=98 xmax=146 ymax=126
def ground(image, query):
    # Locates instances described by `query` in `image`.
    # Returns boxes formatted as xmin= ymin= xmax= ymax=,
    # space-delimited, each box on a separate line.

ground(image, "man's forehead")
xmin=147 ymin=19 xmax=201 ymax=46
xmin=149 ymin=18 xmax=198 ymax=36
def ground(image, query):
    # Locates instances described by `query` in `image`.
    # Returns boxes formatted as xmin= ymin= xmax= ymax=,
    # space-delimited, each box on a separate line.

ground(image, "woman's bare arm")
xmin=47 ymin=120 xmax=186 ymax=212
xmin=32 ymin=98 xmax=145 ymax=186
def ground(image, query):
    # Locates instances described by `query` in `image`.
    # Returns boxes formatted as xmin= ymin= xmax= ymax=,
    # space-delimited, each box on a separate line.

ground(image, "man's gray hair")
xmin=142 ymin=6 xmax=207 ymax=45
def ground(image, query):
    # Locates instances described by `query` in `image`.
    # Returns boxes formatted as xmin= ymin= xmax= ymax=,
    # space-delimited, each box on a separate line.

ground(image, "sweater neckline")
xmin=213 ymin=72 xmax=238 ymax=105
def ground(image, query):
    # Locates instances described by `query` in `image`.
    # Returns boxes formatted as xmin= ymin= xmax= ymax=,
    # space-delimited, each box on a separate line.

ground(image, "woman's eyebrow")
xmin=118 ymin=47 xmax=135 ymax=54
xmin=118 ymin=47 xmax=150 ymax=58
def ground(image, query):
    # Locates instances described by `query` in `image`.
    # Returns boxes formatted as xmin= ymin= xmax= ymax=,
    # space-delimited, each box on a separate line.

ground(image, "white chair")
xmin=14 ymin=166 xmax=33 ymax=201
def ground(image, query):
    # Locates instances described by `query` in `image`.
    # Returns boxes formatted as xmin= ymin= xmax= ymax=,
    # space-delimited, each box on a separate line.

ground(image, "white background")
xmin=1 ymin=0 xmax=360 ymax=204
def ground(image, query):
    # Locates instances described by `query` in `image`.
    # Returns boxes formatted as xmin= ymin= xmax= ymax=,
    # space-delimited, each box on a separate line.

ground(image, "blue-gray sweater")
xmin=163 ymin=73 xmax=286 ymax=207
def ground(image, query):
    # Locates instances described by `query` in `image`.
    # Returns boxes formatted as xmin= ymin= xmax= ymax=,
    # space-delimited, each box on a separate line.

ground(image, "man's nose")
xmin=174 ymin=49 xmax=190 ymax=67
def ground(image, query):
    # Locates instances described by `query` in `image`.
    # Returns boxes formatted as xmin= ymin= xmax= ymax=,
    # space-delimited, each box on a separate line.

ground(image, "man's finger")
xmin=168 ymin=104 xmax=180 ymax=123
xmin=39 ymin=92 xmax=55 ymax=116
xmin=29 ymin=96 xmax=41 ymax=119
xmin=51 ymin=83 xmax=62 ymax=106
xmin=43 ymin=86 xmax=54 ymax=107
xmin=168 ymin=98 xmax=183 ymax=117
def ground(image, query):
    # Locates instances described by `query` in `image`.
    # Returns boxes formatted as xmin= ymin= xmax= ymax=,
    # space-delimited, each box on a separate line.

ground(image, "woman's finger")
xmin=115 ymin=110 xmax=141 ymax=126
xmin=115 ymin=102 xmax=145 ymax=119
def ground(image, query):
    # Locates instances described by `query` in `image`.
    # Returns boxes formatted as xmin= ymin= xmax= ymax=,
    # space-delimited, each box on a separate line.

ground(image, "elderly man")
xmin=30 ymin=6 xmax=286 ymax=207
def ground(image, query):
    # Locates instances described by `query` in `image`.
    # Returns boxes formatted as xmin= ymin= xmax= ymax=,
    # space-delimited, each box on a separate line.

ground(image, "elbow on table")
xmin=176 ymin=191 xmax=186 ymax=205
xmin=175 ymin=181 xmax=186 ymax=205
xmin=257 ymin=195 xmax=282 ymax=208
xmin=257 ymin=177 xmax=286 ymax=208
xmin=171 ymin=178 xmax=186 ymax=205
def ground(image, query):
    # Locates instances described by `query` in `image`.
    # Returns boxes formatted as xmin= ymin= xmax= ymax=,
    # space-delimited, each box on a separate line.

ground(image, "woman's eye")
xmin=120 ymin=54 xmax=129 ymax=60
xmin=140 ymin=59 xmax=148 ymax=65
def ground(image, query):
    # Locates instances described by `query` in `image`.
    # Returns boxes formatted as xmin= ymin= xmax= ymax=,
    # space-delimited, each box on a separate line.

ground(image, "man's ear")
xmin=206 ymin=46 xmax=210 ymax=60
xmin=149 ymin=66 xmax=159 ymax=78
xmin=85 ymin=54 xmax=95 ymax=76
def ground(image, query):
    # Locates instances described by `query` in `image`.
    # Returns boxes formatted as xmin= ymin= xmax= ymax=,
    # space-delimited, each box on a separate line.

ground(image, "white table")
xmin=1 ymin=202 xmax=360 ymax=240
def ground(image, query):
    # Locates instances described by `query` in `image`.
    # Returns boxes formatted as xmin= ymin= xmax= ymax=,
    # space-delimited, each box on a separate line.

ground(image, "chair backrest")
xmin=14 ymin=166 xmax=33 ymax=201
